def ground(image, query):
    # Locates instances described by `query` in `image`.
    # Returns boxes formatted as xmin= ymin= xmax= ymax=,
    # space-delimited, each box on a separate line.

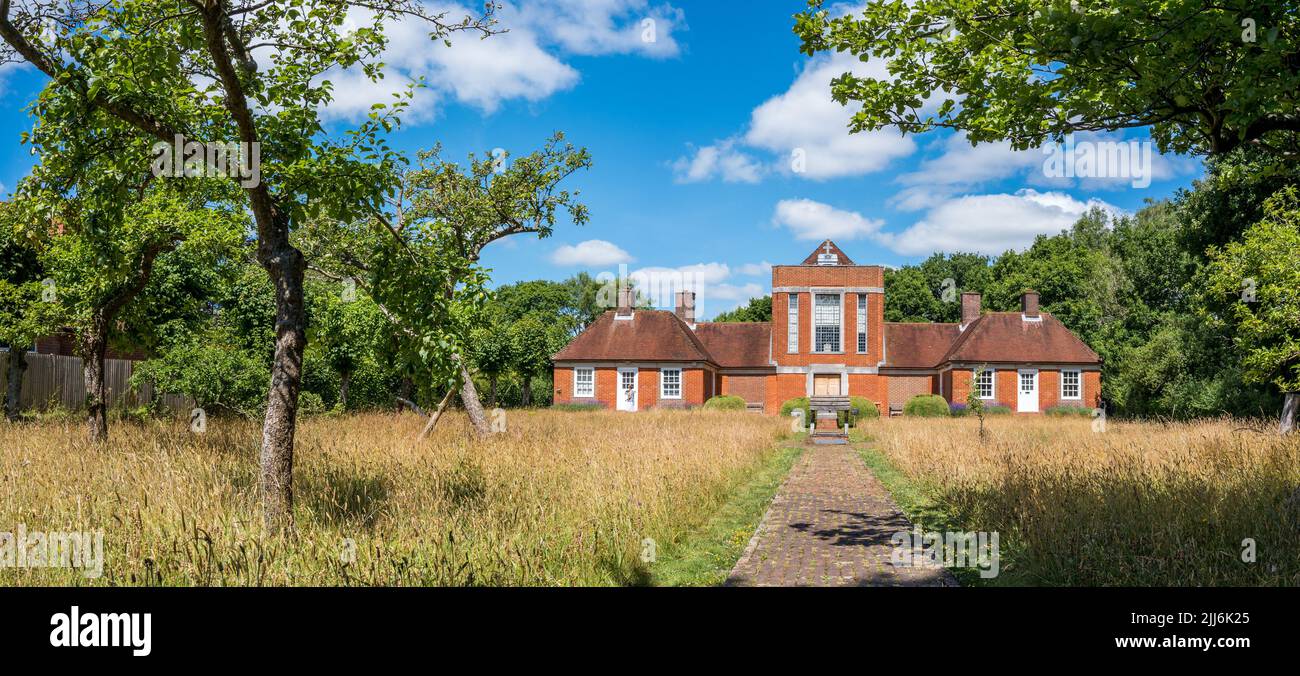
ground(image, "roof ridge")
xmin=667 ymin=312 xmax=717 ymax=364
xmin=938 ymin=314 xmax=985 ymax=363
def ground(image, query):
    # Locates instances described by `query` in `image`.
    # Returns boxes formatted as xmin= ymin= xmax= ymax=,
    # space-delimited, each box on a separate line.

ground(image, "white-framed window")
xmin=660 ymin=368 xmax=682 ymax=399
xmin=974 ymin=369 xmax=995 ymax=399
xmin=813 ymin=293 xmax=841 ymax=353
xmin=573 ymin=367 xmax=594 ymax=398
xmin=856 ymin=294 xmax=868 ymax=353
xmin=1061 ymin=369 xmax=1081 ymax=400
xmin=787 ymin=293 xmax=799 ymax=353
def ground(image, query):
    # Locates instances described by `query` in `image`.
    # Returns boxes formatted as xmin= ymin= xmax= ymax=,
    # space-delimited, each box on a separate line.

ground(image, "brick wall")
xmin=765 ymin=373 xmax=807 ymax=415
xmin=723 ymin=375 xmax=767 ymax=405
xmin=553 ymin=365 xmax=709 ymax=410
xmin=848 ymin=373 xmax=886 ymax=410
xmin=886 ymin=375 xmax=931 ymax=409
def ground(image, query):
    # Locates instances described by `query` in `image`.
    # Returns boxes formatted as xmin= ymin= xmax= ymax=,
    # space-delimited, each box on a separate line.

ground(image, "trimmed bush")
xmin=1046 ymin=404 xmax=1094 ymax=417
xmin=703 ymin=395 xmax=747 ymax=411
xmin=848 ymin=396 xmax=880 ymax=421
xmin=779 ymin=397 xmax=812 ymax=426
xmin=904 ymin=394 xmax=950 ymax=417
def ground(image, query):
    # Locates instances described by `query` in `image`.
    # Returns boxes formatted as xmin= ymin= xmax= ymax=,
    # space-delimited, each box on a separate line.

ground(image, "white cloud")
xmin=736 ymin=260 xmax=772 ymax=276
xmin=743 ymin=52 xmax=915 ymax=180
xmin=671 ymin=138 xmax=764 ymax=183
xmin=772 ymin=198 xmax=884 ymax=241
xmin=879 ymin=189 xmax=1124 ymax=256
xmin=626 ymin=261 xmax=763 ymax=318
xmin=673 ymin=51 xmax=917 ymax=183
xmin=315 ymin=1 xmax=683 ymax=122
xmin=550 ymin=239 xmax=634 ymax=266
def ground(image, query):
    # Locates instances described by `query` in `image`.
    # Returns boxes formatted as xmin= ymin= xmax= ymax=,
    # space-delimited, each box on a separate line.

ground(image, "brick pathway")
xmin=725 ymin=442 xmax=958 ymax=587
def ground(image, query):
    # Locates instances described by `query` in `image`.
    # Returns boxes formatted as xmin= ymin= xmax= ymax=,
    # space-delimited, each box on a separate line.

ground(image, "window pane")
xmin=661 ymin=369 xmax=682 ymax=398
xmin=575 ymin=368 xmax=594 ymax=397
xmin=814 ymin=294 xmax=841 ymax=353
xmin=787 ymin=293 xmax=799 ymax=353
xmin=856 ymin=294 xmax=867 ymax=353
xmin=1062 ymin=371 xmax=1080 ymax=398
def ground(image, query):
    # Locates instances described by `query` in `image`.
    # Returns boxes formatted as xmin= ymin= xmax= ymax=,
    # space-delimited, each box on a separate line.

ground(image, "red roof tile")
xmin=693 ymin=322 xmax=772 ymax=368
xmin=552 ymin=310 xmax=713 ymax=362
xmin=941 ymin=312 xmax=1101 ymax=364
xmin=884 ymin=322 xmax=961 ymax=368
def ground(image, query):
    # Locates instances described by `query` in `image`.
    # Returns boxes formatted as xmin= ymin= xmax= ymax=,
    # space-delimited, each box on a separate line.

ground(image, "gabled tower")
xmin=766 ymin=240 xmax=886 ymax=414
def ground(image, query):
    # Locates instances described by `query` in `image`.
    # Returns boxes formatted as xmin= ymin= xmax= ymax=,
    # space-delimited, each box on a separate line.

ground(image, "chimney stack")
xmin=617 ymin=284 xmax=633 ymax=316
xmin=675 ymin=291 xmax=696 ymax=325
xmin=1021 ymin=290 xmax=1040 ymax=318
xmin=961 ymin=292 xmax=981 ymax=327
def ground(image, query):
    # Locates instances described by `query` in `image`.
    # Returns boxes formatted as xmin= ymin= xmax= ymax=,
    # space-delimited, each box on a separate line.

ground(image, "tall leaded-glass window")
xmin=813 ymin=293 xmax=841 ymax=353
xmin=856 ymin=294 xmax=867 ymax=353
xmin=787 ymin=293 xmax=799 ymax=353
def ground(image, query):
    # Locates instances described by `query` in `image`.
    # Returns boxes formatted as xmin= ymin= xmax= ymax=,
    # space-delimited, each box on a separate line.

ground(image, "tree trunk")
xmin=457 ymin=359 xmax=491 ymax=438
xmin=1281 ymin=392 xmax=1299 ymax=435
xmin=5 ymin=347 xmax=27 ymax=422
xmin=521 ymin=374 xmax=532 ymax=407
xmin=418 ymin=388 xmax=455 ymax=440
xmin=397 ymin=376 xmax=413 ymax=413
xmin=488 ymin=373 xmax=498 ymax=408
xmin=339 ymin=370 xmax=352 ymax=411
xmin=81 ymin=316 xmax=108 ymax=443
xmin=257 ymin=241 xmax=307 ymax=535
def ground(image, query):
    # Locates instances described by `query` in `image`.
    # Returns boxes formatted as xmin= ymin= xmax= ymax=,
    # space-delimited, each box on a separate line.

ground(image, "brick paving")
xmin=726 ymin=442 xmax=958 ymax=587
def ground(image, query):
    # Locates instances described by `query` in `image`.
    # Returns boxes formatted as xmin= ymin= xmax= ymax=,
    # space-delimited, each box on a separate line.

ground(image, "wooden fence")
xmin=0 ymin=349 xmax=190 ymax=412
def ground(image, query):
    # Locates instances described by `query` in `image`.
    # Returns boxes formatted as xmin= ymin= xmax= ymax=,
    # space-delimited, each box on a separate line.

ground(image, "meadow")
xmin=0 ymin=409 xmax=788 ymax=586
xmin=860 ymin=416 xmax=1300 ymax=586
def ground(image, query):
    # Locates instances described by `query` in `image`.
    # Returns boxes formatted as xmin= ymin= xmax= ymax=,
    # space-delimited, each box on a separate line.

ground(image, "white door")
xmin=617 ymin=368 xmax=638 ymax=412
xmin=1017 ymin=369 xmax=1039 ymax=413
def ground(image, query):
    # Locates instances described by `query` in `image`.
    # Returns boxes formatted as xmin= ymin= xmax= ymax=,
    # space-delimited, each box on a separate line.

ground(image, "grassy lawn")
xmin=856 ymin=416 xmax=1300 ymax=586
xmin=649 ymin=440 xmax=804 ymax=586
xmin=0 ymin=409 xmax=791 ymax=586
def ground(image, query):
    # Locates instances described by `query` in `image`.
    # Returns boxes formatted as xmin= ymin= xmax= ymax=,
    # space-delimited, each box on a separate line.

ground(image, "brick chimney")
xmin=675 ymin=291 xmax=695 ymax=325
xmin=961 ymin=292 xmax=981 ymax=327
xmin=616 ymin=284 xmax=633 ymax=316
xmin=1021 ymin=290 xmax=1040 ymax=318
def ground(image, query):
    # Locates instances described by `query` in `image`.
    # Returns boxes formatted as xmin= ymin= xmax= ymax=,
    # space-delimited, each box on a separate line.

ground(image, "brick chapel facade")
xmin=552 ymin=241 xmax=1102 ymax=414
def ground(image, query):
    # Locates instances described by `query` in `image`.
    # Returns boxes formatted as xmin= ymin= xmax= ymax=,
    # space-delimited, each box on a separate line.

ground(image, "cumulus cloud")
xmin=736 ymin=260 xmax=772 ymax=276
xmin=316 ymin=1 xmax=684 ymax=122
xmin=626 ymin=261 xmax=763 ymax=318
xmin=673 ymin=51 xmax=917 ymax=183
xmin=671 ymin=138 xmax=763 ymax=184
xmin=878 ymin=189 xmax=1125 ymax=256
xmin=772 ymin=198 xmax=884 ymax=241
xmin=550 ymin=239 xmax=634 ymax=266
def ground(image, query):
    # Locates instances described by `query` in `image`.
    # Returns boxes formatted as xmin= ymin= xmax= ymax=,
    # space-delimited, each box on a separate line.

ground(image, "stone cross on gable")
xmin=823 ymin=241 xmax=833 ymax=255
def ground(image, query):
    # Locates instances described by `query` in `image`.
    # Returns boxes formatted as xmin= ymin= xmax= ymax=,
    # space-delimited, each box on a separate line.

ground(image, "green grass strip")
xmin=650 ymin=443 xmax=804 ymax=586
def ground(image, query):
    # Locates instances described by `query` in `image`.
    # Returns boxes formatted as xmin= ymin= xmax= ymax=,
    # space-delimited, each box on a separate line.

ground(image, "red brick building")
xmin=552 ymin=240 xmax=1101 ymax=414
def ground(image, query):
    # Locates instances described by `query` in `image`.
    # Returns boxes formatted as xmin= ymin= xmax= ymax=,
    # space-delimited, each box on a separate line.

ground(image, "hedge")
xmin=904 ymin=394 xmax=950 ymax=417
xmin=1046 ymin=404 xmax=1094 ymax=417
xmin=703 ymin=395 xmax=747 ymax=411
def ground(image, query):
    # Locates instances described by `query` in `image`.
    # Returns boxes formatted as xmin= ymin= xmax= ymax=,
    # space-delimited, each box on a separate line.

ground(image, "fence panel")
xmin=0 ymin=349 xmax=190 ymax=413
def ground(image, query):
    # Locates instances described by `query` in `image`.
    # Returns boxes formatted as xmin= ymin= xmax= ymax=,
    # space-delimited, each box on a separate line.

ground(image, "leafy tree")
xmin=0 ymin=207 xmax=62 ymax=420
xmin=1199 ymin=187 xmax=1300 ymax=432
xmin=468 ymin=319 xmax=514 ymax=408
xmin=712 ymin=296 xmax=772 ymax=322
xmin=795 ymin=1 xmax=1300 ymax=160
xmin=509 ymin=315 xmax=567 ymax=407
xmin=1 ymin=0 xmax=498 ymax=530
xmin=131 ymin=329 xmax=270 ymax=418
xmin=309 ymin=282 xmax=383 ymax=411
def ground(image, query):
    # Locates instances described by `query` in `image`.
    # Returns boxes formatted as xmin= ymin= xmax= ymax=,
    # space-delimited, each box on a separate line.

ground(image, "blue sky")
xmin=0 ymin=1 xmax=1203 ymax=320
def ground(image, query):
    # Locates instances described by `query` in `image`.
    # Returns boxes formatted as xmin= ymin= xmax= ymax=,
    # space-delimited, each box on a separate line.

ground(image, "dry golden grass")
xmin=865 ymin=416 xmax=1300 ymax=585
xmin=0 ymin=409 xmax=787 ymax=586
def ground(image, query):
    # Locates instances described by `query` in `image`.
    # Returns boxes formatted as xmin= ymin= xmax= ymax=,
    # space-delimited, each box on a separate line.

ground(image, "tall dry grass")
xmin=0 ymin=409 xmax=786 ymax=586
xmin=868 ymin=416 xmax=1300 ymax=585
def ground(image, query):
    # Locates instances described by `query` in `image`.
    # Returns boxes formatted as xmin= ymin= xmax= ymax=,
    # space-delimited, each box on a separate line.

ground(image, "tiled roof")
xmin=693 ymin=322 xmax=772 ymax=368
xmin=799 ymin=239 xmax=856 ymax=266
xmin=941 ymin=312 xmax=1101 ymax=364
xmin=883 ymin=322 xmax=961 ymax=368
xmin=552 ymin=310 xmax=713 ymax=363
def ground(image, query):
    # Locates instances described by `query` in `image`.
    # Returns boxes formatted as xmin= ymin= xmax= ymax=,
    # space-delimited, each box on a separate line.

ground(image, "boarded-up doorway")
xmin=813 ymin=374 xmax=840 ymax=396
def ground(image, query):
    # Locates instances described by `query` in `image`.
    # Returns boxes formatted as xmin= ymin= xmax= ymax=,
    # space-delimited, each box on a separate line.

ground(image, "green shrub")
xmin=904 ymin=394 xmax=950 ymax=417
xmin=298 ymin=391 xmax=327 ymax=416
xmin=703 ymin=395 xmax=747 ymax=411
xmin=1046 ymin=404 xmax=1094 ymax=417
xmin=986 ymin=405 xmax=1013 ymax=415
xmin=847 ymin=396 xmax=879 ymax=423
xmin=779 ymin=397 xmax=811 ymax=424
